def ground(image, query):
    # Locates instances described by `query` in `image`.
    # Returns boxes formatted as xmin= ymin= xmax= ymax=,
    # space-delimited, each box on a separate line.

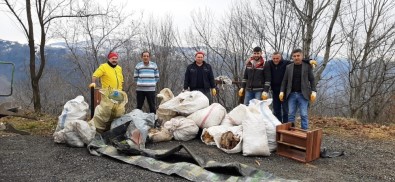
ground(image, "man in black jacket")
xmin=268 ymin=52 xmax=317 ymax=123
xmin=280 ymin=49 xmax=317 ymax=130
xmin=184 ymin=51 xmax=217 ymax=103
xmin=238 ymin=47 xmax=271 ymax=106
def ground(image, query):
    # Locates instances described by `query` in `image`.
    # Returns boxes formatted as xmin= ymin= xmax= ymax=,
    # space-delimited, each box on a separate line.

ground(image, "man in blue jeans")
xmin=238 ymin=47 xmax=271 ymax=105
xmin=279 ymin=49 xmax=316 ymax=130
xmin=268 ymin=52 xmax=317 ymax=123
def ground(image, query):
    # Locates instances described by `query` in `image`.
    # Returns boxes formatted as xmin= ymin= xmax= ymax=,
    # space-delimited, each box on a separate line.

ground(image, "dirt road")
xmin=0 ymin=133 xmax=394 ymax=182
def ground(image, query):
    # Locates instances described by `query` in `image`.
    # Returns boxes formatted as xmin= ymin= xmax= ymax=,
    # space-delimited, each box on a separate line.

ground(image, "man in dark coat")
xmin=268 ymin=52 xmax=316 ymax=123
xmin=184 ymin=51 xmax=217 ymax=103
xmin=238 ymin=47 xmax=271 ymax=106
xmin=280 ymin=49 xmax=317 ymax=130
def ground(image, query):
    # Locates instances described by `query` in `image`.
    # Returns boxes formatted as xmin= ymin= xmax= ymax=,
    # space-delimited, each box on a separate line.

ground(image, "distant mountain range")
xmin=0 ymin=38 xmax=345 ymax=92
xmin=0 ymin=39 xmax=73 ymax=81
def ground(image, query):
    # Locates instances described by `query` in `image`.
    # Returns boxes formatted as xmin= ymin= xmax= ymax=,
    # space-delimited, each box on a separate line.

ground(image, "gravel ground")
xmin=0 ymin=133 xmax=394 ymax=182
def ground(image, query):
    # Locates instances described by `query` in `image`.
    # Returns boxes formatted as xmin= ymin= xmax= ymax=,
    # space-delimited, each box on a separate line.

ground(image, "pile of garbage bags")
xmin=151 ymin=88 xmax=282 ymax=156
xmin=53 ymin=88 xmax=282 ymax=157
xmin=53 ymin=95 xmax=95 ymax=147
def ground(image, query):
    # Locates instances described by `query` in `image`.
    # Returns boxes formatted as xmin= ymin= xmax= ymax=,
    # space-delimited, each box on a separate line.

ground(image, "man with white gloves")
xmin=238 ymin=46 xmax=271 ymax=105
xmin=280 ymin=49 xmax=316 ymax=130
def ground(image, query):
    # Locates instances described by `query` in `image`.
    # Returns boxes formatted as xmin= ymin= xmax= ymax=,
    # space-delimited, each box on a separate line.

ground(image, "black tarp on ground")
xmin=88 ymin=123 xmax=294 ymax=182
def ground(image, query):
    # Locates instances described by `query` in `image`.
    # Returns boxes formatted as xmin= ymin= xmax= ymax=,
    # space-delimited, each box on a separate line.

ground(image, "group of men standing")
xmin=89 ymin=47 xmax=317 ymax=133
xmin=239 ymin=47 xmax=317 ymax=130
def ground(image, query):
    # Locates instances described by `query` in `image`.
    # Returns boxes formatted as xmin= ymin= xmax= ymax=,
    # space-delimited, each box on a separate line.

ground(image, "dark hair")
xmin=291 ymin=48 xmax=303 ymax=55
xmin=253 ymin=47 xmax=262 ymax=52
xmin=141 ymin=51 xmax=150 ymax=57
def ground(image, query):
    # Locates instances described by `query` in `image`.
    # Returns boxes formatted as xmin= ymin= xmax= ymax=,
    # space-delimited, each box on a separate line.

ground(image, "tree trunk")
xmin=25 ymin=0 xmax=41 ymax=113
xmin=314 ymin=0 xmax=342 ymax=85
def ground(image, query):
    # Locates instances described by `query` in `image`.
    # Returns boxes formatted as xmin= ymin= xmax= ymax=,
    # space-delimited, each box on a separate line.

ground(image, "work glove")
xmin=212 ymin=88 xmax=217 ymax=96
xmin=310 ymin=60 xmax=317 ymax=68
xmin=279 ymin=92 xmax=284 ymax=102
xmin=89 ymin=83 xmax=96 ymax=88
xmin=261 ymin=92 xmax=268 ymax=100
xmin=310 ymin=91 xmax=317 ymax=102
xmin=238 ymin=88 xmax=244 ymax=97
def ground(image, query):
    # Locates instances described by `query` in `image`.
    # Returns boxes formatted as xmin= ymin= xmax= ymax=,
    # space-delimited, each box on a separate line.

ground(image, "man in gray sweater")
xmin=280 ymin=49 xmax=317 ymax=130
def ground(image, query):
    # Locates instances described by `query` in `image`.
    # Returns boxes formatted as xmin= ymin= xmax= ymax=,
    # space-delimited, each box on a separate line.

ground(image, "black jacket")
xmin=268 ymin=59 xmax=291 ymax=92
xmin=241 ymin=56 xmax=271 ymax=92
xmin=280 ymin=62 xmax=316 ymax=100
xmin=184 ymin=61 xmax=215 ymax=90
xmin=268 ymin=59 xmax=310 ymax=92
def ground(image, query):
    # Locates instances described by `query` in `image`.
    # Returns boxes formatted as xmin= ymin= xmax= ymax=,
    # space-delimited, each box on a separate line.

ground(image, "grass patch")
xmin=0 ymin=113 xmax=57 ymax=136
xmin=310 ymin=116 xmax=395 ymax=141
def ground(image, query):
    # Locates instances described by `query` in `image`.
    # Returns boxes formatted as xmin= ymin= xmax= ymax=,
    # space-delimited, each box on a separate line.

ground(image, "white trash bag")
xmin=215 ymin=125 xmax=243 ymax=154
xmin=159 ymin=91 xmax=209 ymax=115
xmin=156 ymin=88 xmax=178 ymax=126
xmin=249 ymin=99 xmax=282 ymax=152
xmin=55 ymin=95 xmax=89 ymax=132
xmin=163 ymin=116 xmax=199 ymax=141
xmin=241 ymin=105 xmax=270 ymax=156
xmin=187 ymin=103 xmax=226 ymax=128
xmin=148 ymin=127 xmax=173 ymax=143
xmin=227 ymin=104 xmax=247 ymax=126
xmin=220 ymin=114 xmax=237 ymax=126
xmin=201 ymin=125 xmax=231 ymax=145
xmin=53 ymin=120 xmax=96 ymax=147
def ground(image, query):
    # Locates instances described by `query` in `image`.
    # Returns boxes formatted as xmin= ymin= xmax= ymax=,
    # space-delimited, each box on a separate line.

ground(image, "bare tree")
xmin=188 ymin=6 xmax=254 ymax=109
xmin=2 ymin=0 xmax=104 ymax=113
xmin=287 ymin=0 xmax=343 ymax=84
xmin=50 ymin=1 xmax=141 ymax=103
xmin=339 ymin=0 xmax=395 ymax=122
xmin=253 ymin=0 xmax=303 ymax=58
xmin=130 ymin=14 xmax=188 ymax=111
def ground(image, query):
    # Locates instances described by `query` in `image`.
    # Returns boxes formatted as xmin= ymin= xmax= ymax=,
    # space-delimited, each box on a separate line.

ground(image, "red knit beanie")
xmin=107 ymin=52 xmax=119 ymax=59
xmin=195 ymin=51 xmax=205 ymax=57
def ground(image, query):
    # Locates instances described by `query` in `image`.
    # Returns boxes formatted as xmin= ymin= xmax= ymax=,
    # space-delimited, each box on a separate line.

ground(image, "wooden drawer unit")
xmin=276 ymin=123 xmax=322 ymax=163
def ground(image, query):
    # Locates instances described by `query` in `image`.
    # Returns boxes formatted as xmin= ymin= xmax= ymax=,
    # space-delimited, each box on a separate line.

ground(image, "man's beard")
xmin=107 ymin=61 xmax=117 ymax=68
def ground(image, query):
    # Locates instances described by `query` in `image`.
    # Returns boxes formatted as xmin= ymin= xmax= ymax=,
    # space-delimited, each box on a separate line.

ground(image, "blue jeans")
xmin=272 ymin=89 xmax=288 ymax=123
xmin=288 ymin=92 xmax=309 ymax=130
xmin=244 ymin=90 xmax=262 ymax=105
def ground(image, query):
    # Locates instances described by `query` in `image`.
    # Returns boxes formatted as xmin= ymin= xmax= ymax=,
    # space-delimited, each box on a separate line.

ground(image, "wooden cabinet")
xmin=276 ymin=123 xmax=322 ymax=163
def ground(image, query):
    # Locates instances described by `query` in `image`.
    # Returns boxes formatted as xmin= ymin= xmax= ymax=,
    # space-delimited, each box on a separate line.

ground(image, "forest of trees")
xmin=1 ymin=0 xmax=394 ymax=123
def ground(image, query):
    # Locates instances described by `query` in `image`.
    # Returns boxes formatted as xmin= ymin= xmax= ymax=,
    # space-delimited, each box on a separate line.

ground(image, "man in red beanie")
xmin=184 ymin=51 xmax=217 ymax=103
xmin=89 ymin=52 xmax=124 ymax=90
xmin=89 ymin=51 xmax=127 ymax=133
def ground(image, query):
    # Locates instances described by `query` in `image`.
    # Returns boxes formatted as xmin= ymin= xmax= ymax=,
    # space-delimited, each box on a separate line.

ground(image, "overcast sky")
xmin=0 ymin=0 xmax=232 ymax=44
